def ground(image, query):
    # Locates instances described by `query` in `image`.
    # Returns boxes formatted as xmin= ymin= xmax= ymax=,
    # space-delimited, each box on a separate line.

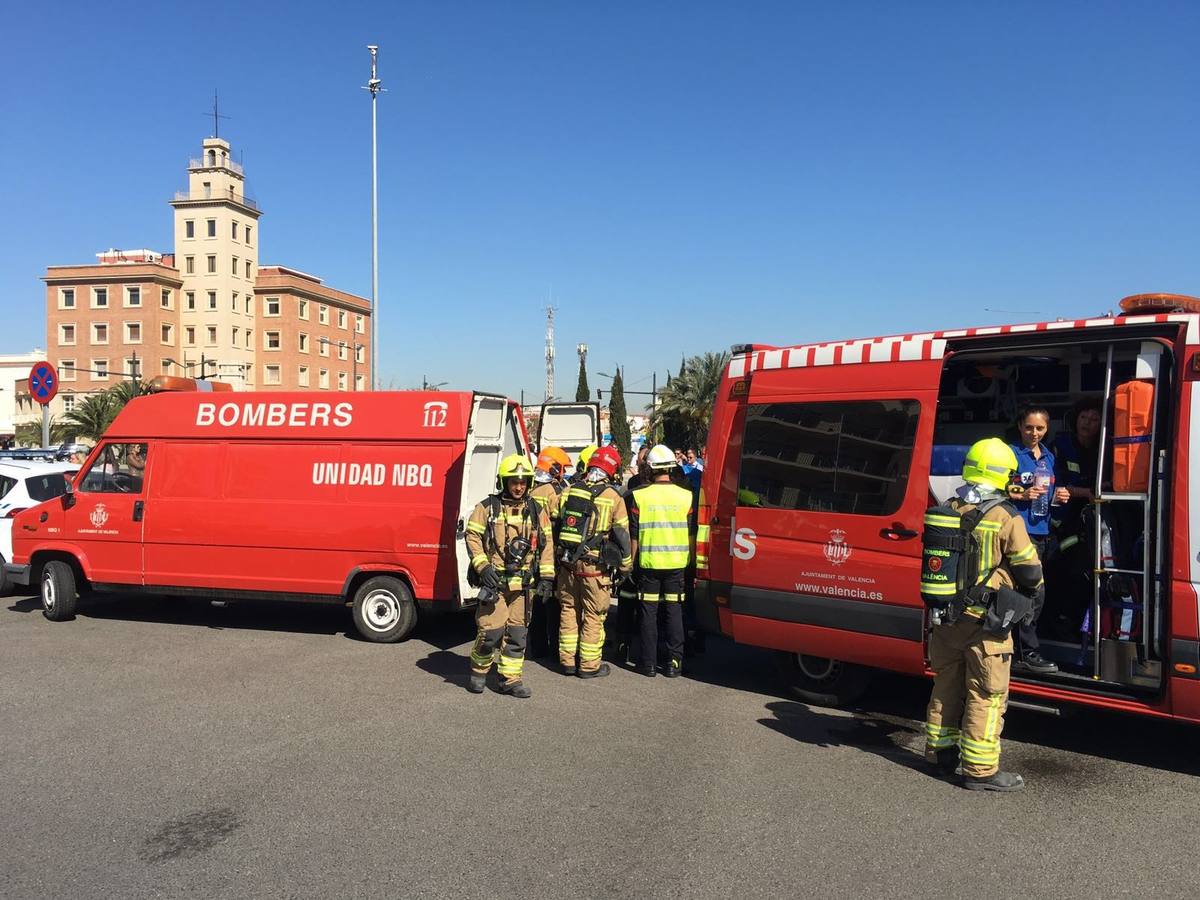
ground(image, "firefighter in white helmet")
xmin=627 ymin=443 xmax=696 ymax=677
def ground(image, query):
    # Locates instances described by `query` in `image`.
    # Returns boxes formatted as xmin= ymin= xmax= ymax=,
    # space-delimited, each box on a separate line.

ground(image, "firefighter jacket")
xmin=557 ymin=483 xmax=633 ymax=573
xmin=530 ymin=480 xmax=564 ymax=522
xmin=949 ymin=496 xmax=1043 ymax=617
xmin=464 ymin=494 xmax=556 ymax=590
xmin=628 ymin=481 xmax=695 ymax=571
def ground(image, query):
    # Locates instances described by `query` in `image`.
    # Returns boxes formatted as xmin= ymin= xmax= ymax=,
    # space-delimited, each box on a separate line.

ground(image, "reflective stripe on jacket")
xmin=630 ymin=481 xmax=694 ymax=570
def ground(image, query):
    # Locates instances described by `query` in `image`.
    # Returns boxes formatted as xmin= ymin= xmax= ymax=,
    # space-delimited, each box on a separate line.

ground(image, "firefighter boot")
xmin=963 ymin=770 xmax=1025 ymax=792
xmin=664 ymin=658 xmax=682 ymax=678
xmin=499 ymin=680 xmax=532 ymax=699
xmin=467 ymin=673 xmax=486 ymax=694
xmin=577 ymin=662 xmax=611 ymax=680
xmin=929 ymin=748 xmax=959 ymax=776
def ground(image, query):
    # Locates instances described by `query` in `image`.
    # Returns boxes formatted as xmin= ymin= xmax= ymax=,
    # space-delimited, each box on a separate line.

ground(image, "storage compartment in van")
xmin=931 ymin=336 xmax=1172 ymax=694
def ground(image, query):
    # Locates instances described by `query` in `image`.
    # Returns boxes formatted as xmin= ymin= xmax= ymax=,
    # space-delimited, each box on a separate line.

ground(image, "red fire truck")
xmin=694 ymin=294 xmax=1200 ymax=723
xmin=4 ymin=388 xmax=598 ymax=642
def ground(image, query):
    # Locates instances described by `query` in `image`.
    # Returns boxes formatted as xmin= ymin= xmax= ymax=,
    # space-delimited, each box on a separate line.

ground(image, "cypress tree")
xmin=609 ymin=366 xmax=632 ymax=466
xmin=575 ymin=356 xmax=590 ymax=403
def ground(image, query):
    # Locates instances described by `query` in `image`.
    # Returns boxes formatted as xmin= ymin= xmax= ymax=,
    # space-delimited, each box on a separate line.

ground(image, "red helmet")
xmin=588 ymin=445 xmax=622 ymax=479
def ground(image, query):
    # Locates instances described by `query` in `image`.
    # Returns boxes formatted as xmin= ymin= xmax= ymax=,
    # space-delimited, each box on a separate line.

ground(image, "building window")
xmin=338 ymin=343 xmax=348 ymax=361
xmin=245 ymin=225 xmax=252 ymax=244
xmin=91 ymin=359 xmax=109 ymax=381
xmin=736 ymin=400 xmax=920 ymax=517
xmin=232 ymin=256 xmax=239 ymax=276
xmin=206 ymin=326 xmax=218 ymax=346
xmin=59 ymin=288 xmax=75 ymax=309
xmin=265 ymin=331 xmax=281 ymax=350
xmin=124 ymin=357 xmax=140 ymax=378
xmin=185 ymin=220 xmax=195 ymax=239
xmin=92 ymin=287 xmax=108 ymax=308
xmin=207 ymin=255 xmax=216 ymax=274
xmin=59 ymin=323 xmax=76 ymax=345
xmin=338 ymin=310 xmax=347 ymax=329
xmin=185 ymin=256 xmax=195 ymax=274
xmin=319 ymin=339 xmax=329 ymax=357
xmin=161 ymin=360 xmax=173 ymax=374
xmin=231 ymin=291 xmax=238 ymax=312
xmin=232 ymin=220 xmax=239 ymax=240
xmin=356 ymin=315 xmax=365 ymax=334
xmin=125 ymin=322 xmax=142 ymax=344
xmin=207 ymin=291 xmax=217 ymax=310
xmin=161 ymin=324 xmax=173 ymax=345
xmin=90 ymin=323 xmax=107 ymax=345
xmin=185 ymin=326 xmax=196 ymax=346
xmin=245 ymin=328 xmax=252 ymax=349
xmin=207 ymin=219 xmax=216 ymax=238
xmin=355 ymin=344 xmax=364 ymax=363
xmin=186 ymin=291 xmax=196 ymax=310
xmin=298 ymin=299 xmax=308 ymax=319
xmin=263 ymin=364 xmax=281 ymax=385
xmin=232 ymin=326 xmax=239 ymax=345
xmin=298 ymin=365 xmax=310 ymax=387
xmin=299 ymin=333 xmax=309 ymax=353
xmin=62 ymin=393 xmax=76 ymax=413
xmin=245 ymin=260 xmax=252 ymax=279
xmin=318 ymin=305 xmax=328 ymax=325
xmin=338 ymin=372 xmax=348 ymax=391
xmin=319 ymin=368 xmax=329 ymax=389
xmin=355 ymin=374 xmax=364 ymax=391
xmin=161 ymin=289 xmax=172 ymax=309
xmin=202 ymin=180 xmax=211 ymax=198
xmin=264 ymin=297 xmax=280 ymax=316
xmin=60 ymin=359 xmax=76 ymax=381
xmin=125 ymin=286 xmax=141 ymax=307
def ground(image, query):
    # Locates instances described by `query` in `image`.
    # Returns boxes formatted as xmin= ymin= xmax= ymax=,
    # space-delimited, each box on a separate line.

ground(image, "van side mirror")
xmin=63 ymin=481 xmax=76 ymax=509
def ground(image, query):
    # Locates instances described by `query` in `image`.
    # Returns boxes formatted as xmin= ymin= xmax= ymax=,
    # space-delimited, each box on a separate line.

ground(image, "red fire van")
xmin=694 ymin=294 xmax=1200 ymax=723
xmin=5 ymin=389 xmax=597 ymax=642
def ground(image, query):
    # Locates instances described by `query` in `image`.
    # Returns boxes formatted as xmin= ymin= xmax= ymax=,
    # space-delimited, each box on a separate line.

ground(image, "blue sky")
xmin=1 ymin=1 xmax=1197 ymax=405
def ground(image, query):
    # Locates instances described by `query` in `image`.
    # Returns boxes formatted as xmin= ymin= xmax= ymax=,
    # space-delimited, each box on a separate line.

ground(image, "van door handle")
xmin=882 ymin=523 xmax=918 ymax=540
xmin=133 ymin=500 xmax=145 ymax=522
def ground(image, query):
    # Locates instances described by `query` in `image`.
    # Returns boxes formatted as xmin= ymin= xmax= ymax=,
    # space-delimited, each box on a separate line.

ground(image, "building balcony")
xmin=189 ymin=156 xmax=244 ymax=176
xmin=172 ymin=189 xmax=259 ymax=211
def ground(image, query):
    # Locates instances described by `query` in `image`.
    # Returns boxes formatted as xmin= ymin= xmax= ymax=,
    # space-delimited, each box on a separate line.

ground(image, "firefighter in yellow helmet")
xmin=557 ymin=444 xmax=633 ymax=678
xmin=627 ymin=444 xmax=696 ymax=677
xmin=528 ymin=446 xmax=572 ymax=658
xmin=922 ymin=438 xmax=1043 ymax=791
xmin=569 ymin=444 xmax=599 ymax=486
xmin=462 ymin=453 xmax=556 ymax=698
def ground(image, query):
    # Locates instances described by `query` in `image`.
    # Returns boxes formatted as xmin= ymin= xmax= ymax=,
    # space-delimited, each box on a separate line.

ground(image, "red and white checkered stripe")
xmin=726 ymin=313 xmax=1199 ymax=378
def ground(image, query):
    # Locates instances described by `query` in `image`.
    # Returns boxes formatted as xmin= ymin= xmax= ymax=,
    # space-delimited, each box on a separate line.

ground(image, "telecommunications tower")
xmin=544 ymin=305 xmax=556 ymax=401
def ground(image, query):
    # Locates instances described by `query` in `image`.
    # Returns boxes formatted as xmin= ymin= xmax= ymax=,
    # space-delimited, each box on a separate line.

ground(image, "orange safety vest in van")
xmin=1113 ymin=380 xmax=1154 ymax=493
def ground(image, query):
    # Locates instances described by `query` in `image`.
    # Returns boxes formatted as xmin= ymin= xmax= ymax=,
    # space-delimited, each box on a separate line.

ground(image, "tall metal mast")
xmin=545 ymin=305 xmax=556 ymax=402
xmin=364 ymin=46 xmax=383 ymax=390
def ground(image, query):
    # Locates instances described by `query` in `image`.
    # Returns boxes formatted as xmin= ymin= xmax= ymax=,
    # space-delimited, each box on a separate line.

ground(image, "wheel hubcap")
xmin=42 ymin=572 xmax=56 ymax=610
xmin=362 ymin=590 xmax=399 ymax=632
xmin=796 ymin=654 xmax=838 ymax=683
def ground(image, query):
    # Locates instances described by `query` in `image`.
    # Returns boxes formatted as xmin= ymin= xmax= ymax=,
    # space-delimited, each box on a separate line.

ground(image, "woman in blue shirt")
xmin=1007 ymin=405 xmax=1071 ymax=675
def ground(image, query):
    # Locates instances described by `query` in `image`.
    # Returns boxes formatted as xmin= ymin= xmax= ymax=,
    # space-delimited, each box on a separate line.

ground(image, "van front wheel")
xmin=41 ymin=561 xmax=78 ymax=622
xmin=352 ymin=576 xmax=417 ymax=643
xmin=778 ymin=652 xmax=870 ymax=707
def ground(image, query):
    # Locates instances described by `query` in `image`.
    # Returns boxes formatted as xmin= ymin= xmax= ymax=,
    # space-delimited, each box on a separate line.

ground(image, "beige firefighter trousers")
xmin=924 ymin=615 xmax=1013 ymax=778
xmin=469 ymin=589 xmax=529 ymax=686
xmin=557 ymin=565 xmax=611 ymax=672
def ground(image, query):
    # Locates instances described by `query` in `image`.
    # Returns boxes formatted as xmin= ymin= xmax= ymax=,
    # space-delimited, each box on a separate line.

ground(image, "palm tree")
xmin=60 ymin=392 xmax=119 ymax=442
xmin=651 ymin=351 xmax=730 ymax=450
xmin=108 ymin=379 xmax=151 ymax=405
xmin=14 ymin=418 xmax=70 ymax=447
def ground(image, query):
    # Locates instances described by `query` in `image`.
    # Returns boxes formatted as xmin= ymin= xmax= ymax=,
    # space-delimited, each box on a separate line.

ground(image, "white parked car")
xmin=0 ymin=461 xmax=78 ymax=595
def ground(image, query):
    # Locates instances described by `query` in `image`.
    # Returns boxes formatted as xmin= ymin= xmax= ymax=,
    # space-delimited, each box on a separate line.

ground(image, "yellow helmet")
xmin=962 ymin=438 xmax=1018 ymax=492
xmin=496 ymin=453 xmax=535 ymax=491
xmin=577 ymin=444 xmax=599 ymax=472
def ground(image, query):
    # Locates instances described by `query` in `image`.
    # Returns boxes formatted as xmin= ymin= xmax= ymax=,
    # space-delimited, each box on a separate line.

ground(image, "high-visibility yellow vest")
xmin=633 ymin=481 xmax=693 ymax=570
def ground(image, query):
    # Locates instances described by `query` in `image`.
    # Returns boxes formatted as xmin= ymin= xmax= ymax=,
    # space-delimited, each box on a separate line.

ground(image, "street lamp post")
xmin=364 ymin=46 xmax=384 ymax=391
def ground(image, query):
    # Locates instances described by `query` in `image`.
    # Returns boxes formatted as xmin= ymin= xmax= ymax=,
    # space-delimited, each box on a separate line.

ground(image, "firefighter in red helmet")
xmin=555 ymin=444 xmax=633 ymax=678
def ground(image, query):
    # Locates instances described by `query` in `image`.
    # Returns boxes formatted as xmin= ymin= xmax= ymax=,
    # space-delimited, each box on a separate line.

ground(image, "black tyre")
xmin=778 ymin=652 xmax=871 ymax=707
xmin=0 ymin=557 xmax=9 ymax=597
xmin=41 ymin=560 xmax=78 ymax=622
xmin=351 ymin=576 xmax=417 ymax=643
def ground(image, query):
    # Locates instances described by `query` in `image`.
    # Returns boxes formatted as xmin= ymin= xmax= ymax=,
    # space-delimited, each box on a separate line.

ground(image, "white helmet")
xmin=646 ymin=443 xmax=677 ymax=471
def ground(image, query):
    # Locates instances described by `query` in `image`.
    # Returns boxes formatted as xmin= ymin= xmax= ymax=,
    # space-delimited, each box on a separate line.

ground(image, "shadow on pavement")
xmin=7 ymin=596 xmax=40 ymax=614
xmin=415 ymin=648 xmax=472 ymax=689
xmin=77 ymin=594 xmax=353 ymax=637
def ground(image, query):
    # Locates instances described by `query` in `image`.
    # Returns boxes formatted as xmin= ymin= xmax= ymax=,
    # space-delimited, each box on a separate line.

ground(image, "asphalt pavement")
xmin=3 ymin=590 xmax=1199 ymax=899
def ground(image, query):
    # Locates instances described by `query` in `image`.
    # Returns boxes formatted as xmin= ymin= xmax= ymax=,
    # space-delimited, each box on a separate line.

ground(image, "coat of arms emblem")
xmin=823 ymin=529 xmax=851 ymax=566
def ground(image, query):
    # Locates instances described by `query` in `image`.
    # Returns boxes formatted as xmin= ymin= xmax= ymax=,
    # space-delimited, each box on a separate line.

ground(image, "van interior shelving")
xmin=931 ymin=333 xmax=1173 ymax=695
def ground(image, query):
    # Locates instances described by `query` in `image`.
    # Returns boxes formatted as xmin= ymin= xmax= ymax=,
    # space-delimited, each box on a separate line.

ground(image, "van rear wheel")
xmin=352 ymin=576 xmax=417 ymax=643
xmin=41 ymin=561 xmax=78 ymax=622
xmin=778 ymin=652 xmax=870 ymax=707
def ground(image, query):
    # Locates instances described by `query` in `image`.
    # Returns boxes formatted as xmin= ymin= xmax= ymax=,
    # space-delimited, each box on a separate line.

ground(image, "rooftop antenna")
xmin=205 ymin=90 xmax=231 ymax=138
xmin=545 ymin=304 xmax=557 ymax=402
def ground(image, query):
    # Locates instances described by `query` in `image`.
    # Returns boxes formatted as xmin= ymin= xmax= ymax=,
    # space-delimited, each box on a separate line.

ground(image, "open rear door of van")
xmin=455 ymin=393 xmax=510 ymax=605
xmin=537 ymin=402 xmax=601 ymax=466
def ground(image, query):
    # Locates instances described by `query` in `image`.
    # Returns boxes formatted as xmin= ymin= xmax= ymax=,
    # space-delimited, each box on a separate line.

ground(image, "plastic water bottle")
xmin=1032 ymin=456 xmax=1051 ymax=518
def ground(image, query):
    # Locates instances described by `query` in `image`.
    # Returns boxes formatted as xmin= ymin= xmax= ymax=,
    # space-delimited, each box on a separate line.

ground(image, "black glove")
xmin=479 ymin=565 xmax=501 ymax=590
xmin=535 ymin=579 xmax=555 ymax=601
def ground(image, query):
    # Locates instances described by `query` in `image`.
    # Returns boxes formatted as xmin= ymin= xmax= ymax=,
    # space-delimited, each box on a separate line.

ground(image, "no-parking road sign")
xmin=28 ymin=361 xmax=59 ymax=406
